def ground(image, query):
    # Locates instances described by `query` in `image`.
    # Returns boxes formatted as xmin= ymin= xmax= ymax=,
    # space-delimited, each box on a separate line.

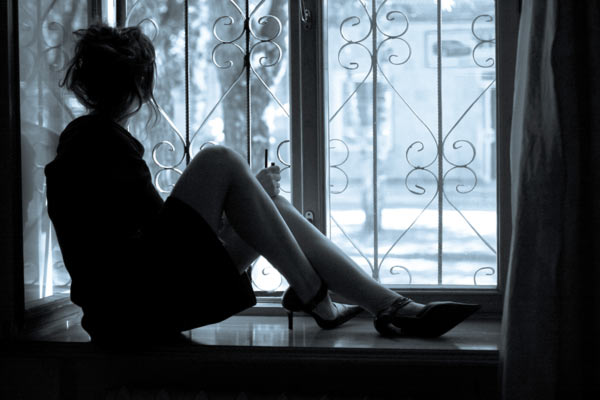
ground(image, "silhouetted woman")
xmin=45 ymin=24 xmax=478 ymax=343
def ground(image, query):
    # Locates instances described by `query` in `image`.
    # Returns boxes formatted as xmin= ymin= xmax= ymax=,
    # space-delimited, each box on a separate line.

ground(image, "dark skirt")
xmin=81 ymin=196 xmax=257 ymax=342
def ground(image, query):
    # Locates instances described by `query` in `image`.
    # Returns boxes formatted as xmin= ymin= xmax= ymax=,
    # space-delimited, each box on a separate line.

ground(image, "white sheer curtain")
xmin=18 ymin=0 xmax=88 ymax=304
xmin=501 ymin=1 xmax=600 ymax=398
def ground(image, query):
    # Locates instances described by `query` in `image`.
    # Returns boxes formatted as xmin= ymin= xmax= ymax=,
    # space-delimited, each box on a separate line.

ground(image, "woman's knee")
xmin=191 ymin=145 xmax=245 ymax=171
xmin=173 ymin=146 xmax=240 ymax=196
xmin=272 ymin=194 xmax=291 ymax=208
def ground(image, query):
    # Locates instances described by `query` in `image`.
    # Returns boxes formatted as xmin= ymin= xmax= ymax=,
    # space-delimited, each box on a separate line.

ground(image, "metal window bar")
xmin=88 ymin=0 xmax=102 ymax=25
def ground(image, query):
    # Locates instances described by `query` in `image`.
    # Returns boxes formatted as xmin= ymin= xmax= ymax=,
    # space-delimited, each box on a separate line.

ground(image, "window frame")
xmin=290 ymin=0 xmax=520 ymax=315
xmin=0 ymin=0 xmax=520 ymax=340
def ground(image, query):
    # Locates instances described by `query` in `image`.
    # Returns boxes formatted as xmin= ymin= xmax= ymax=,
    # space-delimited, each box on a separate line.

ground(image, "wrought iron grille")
xmin=125 ymin=0 xmax=291 ymax=292
xmin=327 ymin=0 xmax=497 ymax=286
xmin=126 ymin=0 xmax=290 ymax=186
xmin=19 ymin=0 xmax=500 ymax=305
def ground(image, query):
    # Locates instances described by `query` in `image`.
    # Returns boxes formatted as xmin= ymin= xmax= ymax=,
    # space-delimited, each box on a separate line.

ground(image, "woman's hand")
xmin=256 ymin=164 xmax=281 ymax=197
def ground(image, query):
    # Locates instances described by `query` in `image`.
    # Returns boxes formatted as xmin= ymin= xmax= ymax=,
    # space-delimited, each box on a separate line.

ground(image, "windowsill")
xmin=6 ymin=302 xmax=501 ymax=398
xmin=17 ymin=301 xmax=500 ymax=359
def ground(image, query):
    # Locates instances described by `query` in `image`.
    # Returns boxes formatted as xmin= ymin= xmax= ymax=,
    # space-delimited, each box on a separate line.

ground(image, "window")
xmin=17 ymin=0 xmax=516 ymax=311
xmin=18 ymin=0 xmax=89 ymax=306
xmin=326 ymin=0 xmax=498 ymax=287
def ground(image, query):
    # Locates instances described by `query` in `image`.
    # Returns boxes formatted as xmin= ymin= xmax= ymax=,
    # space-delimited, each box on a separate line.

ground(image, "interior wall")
xmin=0 ymin=0 xmax=25 ymax=340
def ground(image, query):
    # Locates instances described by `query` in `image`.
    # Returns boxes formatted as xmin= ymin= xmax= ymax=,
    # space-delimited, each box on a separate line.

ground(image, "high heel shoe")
xmin=374 ymin=297 xmax=480 ymax=338
xmin=282 ymin=284 xmax=363 ymax=330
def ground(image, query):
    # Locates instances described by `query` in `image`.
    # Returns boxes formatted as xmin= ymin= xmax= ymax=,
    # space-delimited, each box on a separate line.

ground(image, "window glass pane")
xmin=326 ymin=0 xmax=497 ymax=287
xmin=19 ymin=0 xmax=88 ymax=305
xmin=127 ymin=0 xmax=290 ymax=293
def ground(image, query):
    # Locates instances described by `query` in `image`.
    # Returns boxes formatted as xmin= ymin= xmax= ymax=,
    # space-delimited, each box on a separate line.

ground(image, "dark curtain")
xmin=501 ymin=0 xmax=600 ymax=398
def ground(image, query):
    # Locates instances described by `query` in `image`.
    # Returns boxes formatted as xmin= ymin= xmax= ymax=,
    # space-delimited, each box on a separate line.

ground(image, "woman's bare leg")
xmin=272 ymin=195 xmax=424 ymax=316
xmin=218 ymin=214 xmax=259 ymax=272
xmin=170 ymin=146 xmax=336 ymax=317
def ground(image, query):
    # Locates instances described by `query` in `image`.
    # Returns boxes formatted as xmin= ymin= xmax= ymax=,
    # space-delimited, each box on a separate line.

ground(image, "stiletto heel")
xmin=374 ymin=297 xmax=480 ymax=337
xmin=287 ymin=310 xmax=294 ymax=330
xmin=282 ymin=283 xmax=363 ymax=330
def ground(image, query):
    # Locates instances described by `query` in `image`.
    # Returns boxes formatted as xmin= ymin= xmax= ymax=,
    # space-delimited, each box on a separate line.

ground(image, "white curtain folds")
xmin=501 ymin=1 xmax=600 ymax=398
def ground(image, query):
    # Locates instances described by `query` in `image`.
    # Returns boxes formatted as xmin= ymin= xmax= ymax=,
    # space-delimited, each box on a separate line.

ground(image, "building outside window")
xmin=18 ymin=0 xmax=504 ymax=309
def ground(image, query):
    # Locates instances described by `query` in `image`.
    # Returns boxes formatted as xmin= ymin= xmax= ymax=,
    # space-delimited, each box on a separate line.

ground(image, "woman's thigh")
xmin=170 ymin=145 xmax=240 ymax=232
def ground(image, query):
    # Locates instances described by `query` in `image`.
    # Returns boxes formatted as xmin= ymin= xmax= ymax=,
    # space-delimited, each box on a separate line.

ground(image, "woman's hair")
xmin=61 ymin=24 xmax=158 ymax=122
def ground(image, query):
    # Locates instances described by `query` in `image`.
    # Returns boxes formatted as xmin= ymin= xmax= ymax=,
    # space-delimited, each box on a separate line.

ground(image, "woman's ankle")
xmin=292 ymin=274 xmax=325 ymax=305
xmin=312 ymin=295 xmax=338 ymax=320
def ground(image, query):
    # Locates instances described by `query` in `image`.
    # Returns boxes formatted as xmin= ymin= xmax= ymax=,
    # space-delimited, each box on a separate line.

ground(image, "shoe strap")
xmin=302 ymin=281 xmax=328 ymax=312
xmin=376 ymin=296 xmax=413 ymax=321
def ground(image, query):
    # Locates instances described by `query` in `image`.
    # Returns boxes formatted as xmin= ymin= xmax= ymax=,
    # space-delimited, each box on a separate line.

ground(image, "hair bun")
xmin=61 ymin=23 xmax=157 ymax=120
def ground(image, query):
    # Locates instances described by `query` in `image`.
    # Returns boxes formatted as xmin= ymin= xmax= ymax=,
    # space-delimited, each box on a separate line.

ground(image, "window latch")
xmin=300 ymin=0 xmax=312 ymax=30
xmin=304 ymin=210 xmax=314 ymax=224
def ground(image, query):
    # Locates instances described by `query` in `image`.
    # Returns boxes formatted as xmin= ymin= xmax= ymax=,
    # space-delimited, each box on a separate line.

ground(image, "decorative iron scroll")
xmin=472 ymin=14 xmax=495 ymax=68
xmin=329 ymin=1 xmax=498 ymax=285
